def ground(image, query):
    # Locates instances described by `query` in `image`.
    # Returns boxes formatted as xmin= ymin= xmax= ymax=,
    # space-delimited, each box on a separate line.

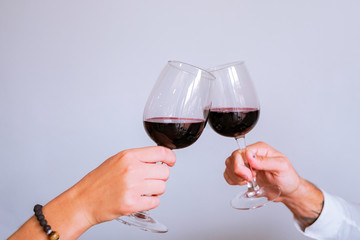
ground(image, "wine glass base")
xmin=117 ymin=211 xmax=168 ymax=233
xmin=231 ymin=185 xmax=281 ymax=210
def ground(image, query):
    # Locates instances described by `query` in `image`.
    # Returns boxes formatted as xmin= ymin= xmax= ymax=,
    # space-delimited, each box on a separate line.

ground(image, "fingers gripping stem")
xmin=235 ymin=136 xmax=259 ymax=191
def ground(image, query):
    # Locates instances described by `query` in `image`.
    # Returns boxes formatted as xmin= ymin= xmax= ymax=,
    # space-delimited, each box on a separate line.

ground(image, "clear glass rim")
xmin=208 ymin=61 xmax=245 ymax=72
xmin=168 ymin=60 xmax=216 ymax=80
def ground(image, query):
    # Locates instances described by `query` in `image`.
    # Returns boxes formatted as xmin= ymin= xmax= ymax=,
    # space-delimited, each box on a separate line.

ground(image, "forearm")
xmin=281 ymin=179 xmax=324 ymax=230
xmin=8 ymin=185 xmax=92 ymax=240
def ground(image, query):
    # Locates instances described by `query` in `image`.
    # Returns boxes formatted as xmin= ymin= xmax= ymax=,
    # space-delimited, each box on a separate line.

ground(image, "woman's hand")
xmin=8 ymin=146 xmax=176 ymax=240
xmin=75 ymin=146 xmax=176 ymax=226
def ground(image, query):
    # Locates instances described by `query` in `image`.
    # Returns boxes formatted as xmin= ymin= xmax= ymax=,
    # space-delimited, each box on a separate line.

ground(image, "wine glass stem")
xmin=235 ymin=135 xmax=259 ymax=191
xmin=133 ymin=211 xmax=149 ymax=219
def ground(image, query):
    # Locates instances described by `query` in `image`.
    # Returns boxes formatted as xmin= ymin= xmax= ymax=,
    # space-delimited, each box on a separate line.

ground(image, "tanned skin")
xmin=224 ymin=142 xmax=324 ymax=230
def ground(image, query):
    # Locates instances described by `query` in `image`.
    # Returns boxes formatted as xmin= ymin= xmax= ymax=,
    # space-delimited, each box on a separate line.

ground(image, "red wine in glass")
xmin=144 ymin=117 xmax=206 ymax=150
xmin=208 ymin=108 xmax=259 ymax=138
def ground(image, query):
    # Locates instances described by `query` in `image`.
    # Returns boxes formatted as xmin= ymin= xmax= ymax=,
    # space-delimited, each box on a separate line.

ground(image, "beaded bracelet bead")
xmin=34 ymin=204 xmax=60 ymax=240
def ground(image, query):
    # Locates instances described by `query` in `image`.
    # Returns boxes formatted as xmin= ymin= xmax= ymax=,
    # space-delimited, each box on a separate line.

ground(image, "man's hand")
xmin=224 ymin=141 xmax=324 ymax=229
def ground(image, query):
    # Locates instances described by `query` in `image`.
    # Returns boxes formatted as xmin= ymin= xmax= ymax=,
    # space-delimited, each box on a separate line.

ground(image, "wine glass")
xmin=117 ymin=61 xmax=215 ymax=232
xmin=208 ymin=61 xmax=281 ymax=210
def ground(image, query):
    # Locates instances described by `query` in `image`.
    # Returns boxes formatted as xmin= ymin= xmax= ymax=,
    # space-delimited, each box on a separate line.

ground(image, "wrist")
xmin=281 ymin=178 xmax=324 ymax=230
xmin=8 ymin=185 xmax=94 ymax=240
xmin=281 ymin=178 xmax=309 ymax=205
xmin=43 ymin=184 xmax=94 ymax=239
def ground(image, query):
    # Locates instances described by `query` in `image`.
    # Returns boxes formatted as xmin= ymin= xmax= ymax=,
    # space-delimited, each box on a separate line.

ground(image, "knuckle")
xmin=121 ymin=192 xmax=137 ymax=211
xmin=162 ymin=165 xmax=170 ymax=180
xmin=157 ymin=146 xmax=169 ymax=157
xmin=233 ymin=165 xmax=244 ymax=177
xmin=231 ymin=150 xmax=240 ymax=158
xmin=122 ymin=174 xmax=134 ymax=188
xmin=225 ymin=157 xmax=231 ymax=167
xmin=123 ymin=163 xmax=137 ymax=176
xmin=224 ymin=172 xmax=232 ymax=184
xmin=151 ymin=197 xmax=160 ymax=208
xmin=255 ymin=141 xmax=266 ymax=148
xmin=120 ymin=149 xmax=136 ymax=160
xmin=240 ymin=180 xmax=248 ymax=185
xmin=160 ymin=182 xmax=166 ymax=193
xmin=281 ymin=159 xmax=291 ymax=171
xmin=225 ymin=178 xmax=236 ymax=185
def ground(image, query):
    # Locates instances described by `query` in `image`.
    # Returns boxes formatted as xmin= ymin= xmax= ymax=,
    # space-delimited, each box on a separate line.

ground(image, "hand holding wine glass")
xmin=118 ymin=61 xmax=215 ymax=232
xmin=208 ymin=61 xmax=281 ymax=210
xmin=224 ymin=141 xmax=302 ymax=203
xmin=8 ymin=146 xmax=176 ymax=240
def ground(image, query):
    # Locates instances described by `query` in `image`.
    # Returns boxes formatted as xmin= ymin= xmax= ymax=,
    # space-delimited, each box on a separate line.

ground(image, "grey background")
xmin=1 ymin=1 xmax=359 ymax=239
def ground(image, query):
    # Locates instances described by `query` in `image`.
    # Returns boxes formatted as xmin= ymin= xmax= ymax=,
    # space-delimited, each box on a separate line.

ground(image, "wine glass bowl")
xmin=143 ymin=61 xmax=214 ymax=151
xmin=208 ymin=61 xmax=281 ymax=210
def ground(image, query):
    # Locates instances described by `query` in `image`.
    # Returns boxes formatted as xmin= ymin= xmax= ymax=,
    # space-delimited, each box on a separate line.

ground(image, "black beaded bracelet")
xmin=34 ymin=204 xmax=60 ymax=240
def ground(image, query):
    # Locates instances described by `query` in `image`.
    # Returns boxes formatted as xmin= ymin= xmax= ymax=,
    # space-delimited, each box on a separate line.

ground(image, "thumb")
xmin=246 ymin=150 xmax=284 ymax=172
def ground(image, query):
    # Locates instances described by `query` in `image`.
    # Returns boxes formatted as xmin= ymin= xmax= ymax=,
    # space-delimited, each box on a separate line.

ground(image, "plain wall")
xmin=1 ymin=1 xmax=360 ymax=239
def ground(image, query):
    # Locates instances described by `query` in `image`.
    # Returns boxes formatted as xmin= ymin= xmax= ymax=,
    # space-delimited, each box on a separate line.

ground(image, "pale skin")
xmin=224 ymin=141 xmax=324 ymax=230
xmin=8 ymin=146 xmax=176 ymax=240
